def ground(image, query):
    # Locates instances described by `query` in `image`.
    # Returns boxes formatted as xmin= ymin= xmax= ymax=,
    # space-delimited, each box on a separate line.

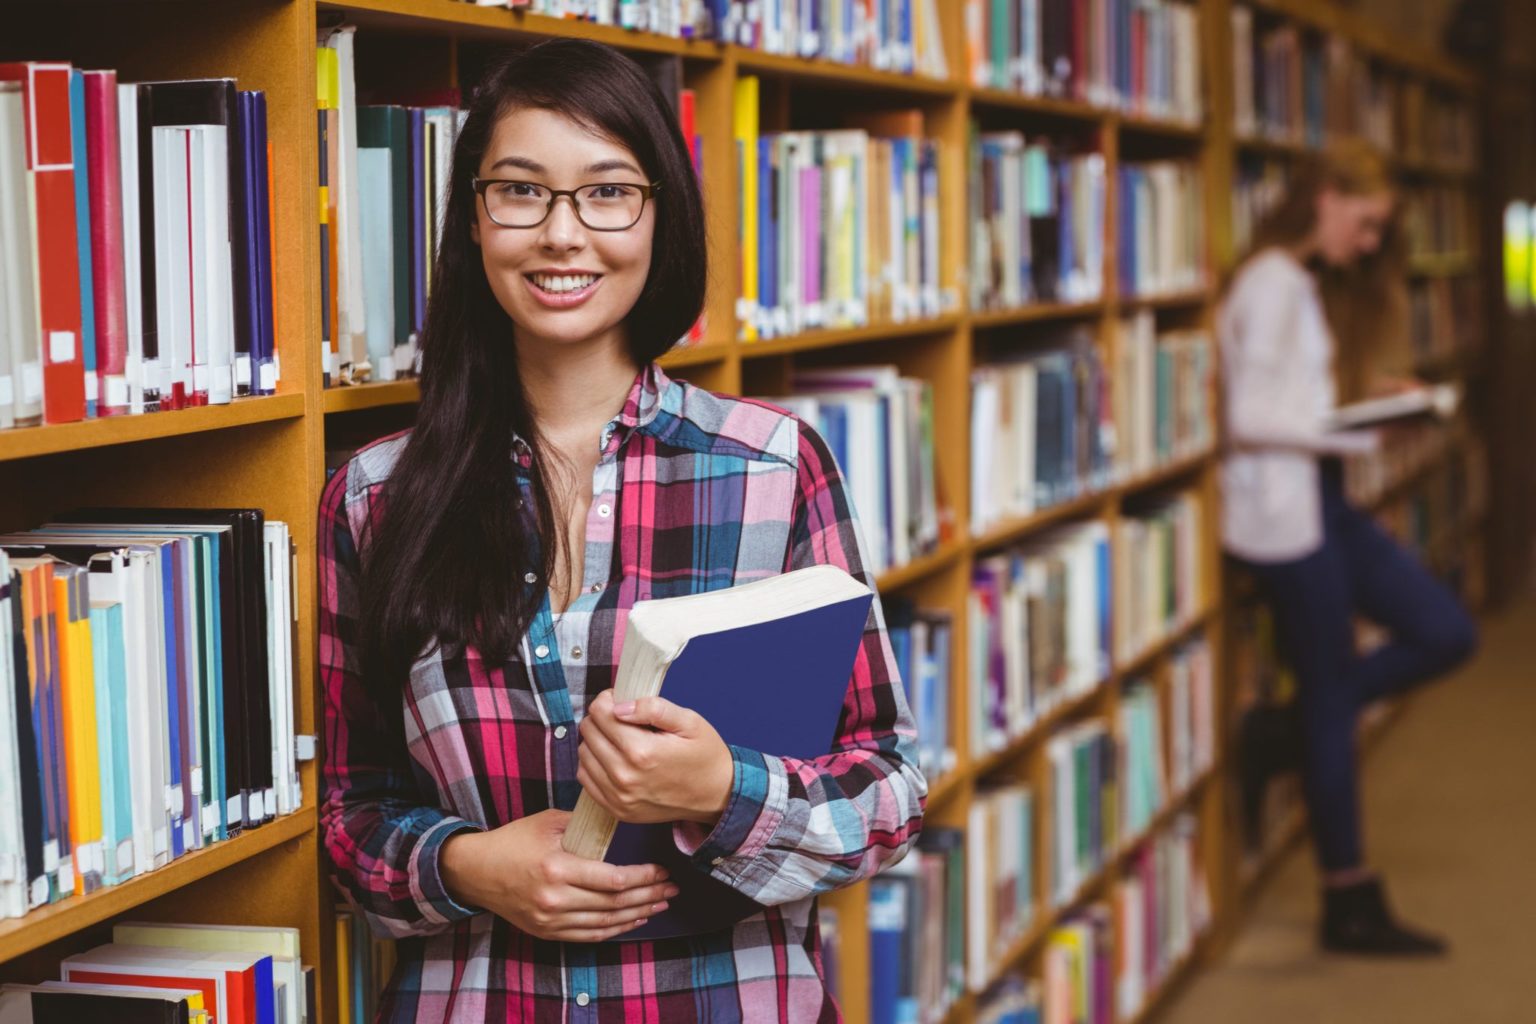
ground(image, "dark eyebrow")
xmin=486 ymin=155 xmax=643 ymax=177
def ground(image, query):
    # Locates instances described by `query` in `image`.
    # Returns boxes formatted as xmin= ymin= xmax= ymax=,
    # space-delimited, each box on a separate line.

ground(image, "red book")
xmin=0 ymin=62 xmax=86 ymax=424
xmin=1131 ymin=10 xmax=1146 ymax=114
xmin=83 ymin=69 xmax=128 ymax=415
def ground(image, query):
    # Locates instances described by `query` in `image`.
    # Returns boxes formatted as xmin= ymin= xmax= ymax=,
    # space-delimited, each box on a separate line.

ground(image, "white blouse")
xmin=1219 ymin=249 xmax=1378 ymax=563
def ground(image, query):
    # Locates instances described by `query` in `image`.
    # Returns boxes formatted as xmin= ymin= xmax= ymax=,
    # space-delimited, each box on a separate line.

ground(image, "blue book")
xmin=69 ymin=70 xmax=98 ymax=419
xmin=569 ymin=565 xmax=874 ymax=939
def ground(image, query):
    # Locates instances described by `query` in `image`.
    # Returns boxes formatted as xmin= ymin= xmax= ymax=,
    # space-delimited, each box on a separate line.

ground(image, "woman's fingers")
xmin=555 ymin=880 xmax=678 ymax=913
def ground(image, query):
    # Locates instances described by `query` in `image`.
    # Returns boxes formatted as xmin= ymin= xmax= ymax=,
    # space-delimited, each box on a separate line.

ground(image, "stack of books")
xmin=1117 ymin=161 xmax=1206 ymax=300
xmin=964 ymin=0 xmax=1203 ymax=123
xmin=1113 ymin=489 xmax=1206 ymax=661
xmin=0 ymin=510 xmax=301 ymax=917
xmin=966 ymin=781 xmax=1035 ymax=990
xmin=1114 ymin=312 xmax=1214 ymax=478
xmin=970 ymin=330 xmax=1115 ymax=534
xmin=968 ymin=132 xmax=1108 ymax=310
xmin=886 ymin=597 xmax=957 ymax=784
xmin=1 ymin=63 xmax=277 ymax=429
xmin=969 ymin=522 xmax=1113 ymax=756
xmin=768 ymin=364 xmax=944 ymax=576
xmin=1115 ymin=814 xmax=1210 ymax=1020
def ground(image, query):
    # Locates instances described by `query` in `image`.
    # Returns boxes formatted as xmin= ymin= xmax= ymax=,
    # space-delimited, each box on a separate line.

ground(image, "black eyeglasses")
xmin=471 ymin=179 xmax=661 ymax=231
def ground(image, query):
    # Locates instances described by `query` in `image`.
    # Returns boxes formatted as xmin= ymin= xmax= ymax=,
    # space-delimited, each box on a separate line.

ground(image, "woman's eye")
xmin=590 ymin=185 xmax=636 ymax=200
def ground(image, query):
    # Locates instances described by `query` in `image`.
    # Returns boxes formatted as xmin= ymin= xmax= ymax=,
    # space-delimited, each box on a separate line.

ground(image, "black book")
xmin=5 ymin=569 xmax=47 ymax=906
xmin=56 ymin=507 xmax=272 ymax=831
xmin=0 ymin=986 xmax=192 ymax=1024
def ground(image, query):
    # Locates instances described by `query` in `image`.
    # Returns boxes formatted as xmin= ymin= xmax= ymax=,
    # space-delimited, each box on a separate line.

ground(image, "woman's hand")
xmin=438 ymin=809 xmax=678 ymax=942
xmin=577 ymin=690 xmax=735 ymax=827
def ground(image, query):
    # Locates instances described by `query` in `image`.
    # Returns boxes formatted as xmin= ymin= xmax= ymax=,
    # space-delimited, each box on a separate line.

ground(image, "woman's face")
xmin=1314 ymin=187 xmax=1395 ymax=267
xmin=472 ymin=106 xmax=655 ymax=355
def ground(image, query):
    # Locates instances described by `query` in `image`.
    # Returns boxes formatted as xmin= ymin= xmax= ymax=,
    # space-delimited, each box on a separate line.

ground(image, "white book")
xmin=192 ymin=124 xmax=235 ymax=405
xmin=357 ymin=148 xmax=397 ymax=382
xmin=0 ymin=83 xmax=39 ymax=428
xmin=1326 ymin=382 xmax=1460 ymax=430
xmin=116 ymin=84 xmax=146 ymax=415
xmin=114 ymin=921 xmax=303 ymax=1024
xmin=265 ymin=522 xmax=298 ymax=817
xmin=324 ymin=26 xmax=368 ymax=370
xmin=152 ymin=127 xmax=193 ymax=406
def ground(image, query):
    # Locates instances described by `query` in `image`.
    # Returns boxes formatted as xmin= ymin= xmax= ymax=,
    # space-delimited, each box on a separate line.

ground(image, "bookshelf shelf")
xmin=1234 ymin=133 xmax=1315 ymax=159
xmin=970 ymin=300 xmax=1106 ymax=329
xmin=1120 ymin=288 xmax=1215 ymax=310
xmin=657 ymin=342 xmax=735 ymax=368
xmin=966 ymin=87 xmax=1110 ymax=123
xmin=970 ymin=490 xmax=1114 ymax=554
xmin=1119 ymin=450 xmax=1215 ymax=497
xmin=1408 ymin=254 xmax=1476 ymax=278
xmin=1116 ymin=608 xmax=1218 ymax=681
xmin=0 ymin=393 xmax=307 ymax=464
xmin=322 ymin=380 xmax=422 ymax=414
xmin=733 ymin=49 xmax=958 ymax=96
xmin=737 ymin=314 xmax=965 ymax=358
xmin=318 ymin=0 xmax=717 ymax=56
xmin=0 ymin=807 xmax=316 ymax=964
xmin=925 ymin=770 xmax=968 ymax=813
xmin=1117 ymin=114 xmax=1207 ymax=140
xmin=971 ymin=682 xmax=1109 ymax=782
xmin=874 ymin=538 xmax=967 ymax=594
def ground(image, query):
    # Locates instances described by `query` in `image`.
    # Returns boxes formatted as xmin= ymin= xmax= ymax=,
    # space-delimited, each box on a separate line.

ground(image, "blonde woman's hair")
xmin=1236 ymin=137 xmax=1411 ymax=402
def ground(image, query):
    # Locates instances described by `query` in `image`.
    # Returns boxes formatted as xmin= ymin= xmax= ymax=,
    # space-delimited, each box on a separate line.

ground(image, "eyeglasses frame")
xmin=470 ymin=178 xmax=663 ymax=231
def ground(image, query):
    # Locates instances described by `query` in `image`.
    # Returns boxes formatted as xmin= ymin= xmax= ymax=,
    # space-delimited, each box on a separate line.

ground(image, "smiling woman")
xmin=317 ymin=38 xmax=926 ymax=1024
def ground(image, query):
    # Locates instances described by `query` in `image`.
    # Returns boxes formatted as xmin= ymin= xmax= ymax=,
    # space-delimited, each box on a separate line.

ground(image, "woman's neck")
xmin=516 ymin=330 xmax=641 ymax=458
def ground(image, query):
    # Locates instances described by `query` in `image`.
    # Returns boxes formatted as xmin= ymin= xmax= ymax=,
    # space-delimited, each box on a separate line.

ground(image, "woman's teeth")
xmin=530 ymin=273 xmax=598 ymax=293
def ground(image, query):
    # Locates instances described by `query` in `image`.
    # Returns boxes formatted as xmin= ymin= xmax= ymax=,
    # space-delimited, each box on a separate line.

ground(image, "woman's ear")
xmin=470 ymin=217 xmax=481 ymax=247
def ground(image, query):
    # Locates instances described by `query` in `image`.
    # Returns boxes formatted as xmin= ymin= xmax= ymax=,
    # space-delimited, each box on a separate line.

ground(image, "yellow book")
xmin=53 ymin=568 xmax=102 ymax=896
xmin=733 ymin=76 xmax=759 ymax=341
xmin=336 ymin=913 xmax=352 ymax=1024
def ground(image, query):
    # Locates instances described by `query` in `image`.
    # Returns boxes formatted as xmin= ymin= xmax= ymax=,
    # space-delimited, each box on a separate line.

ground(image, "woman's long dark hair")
xmin=358 ymin=39 xmax=707 ymax=699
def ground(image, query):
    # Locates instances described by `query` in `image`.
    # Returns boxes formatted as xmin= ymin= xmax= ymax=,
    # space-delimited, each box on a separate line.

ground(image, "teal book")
xmin=88 ymin=601 xmax=131 ymax=886
xmin=356 ymin=147 xmax=396 ymax=380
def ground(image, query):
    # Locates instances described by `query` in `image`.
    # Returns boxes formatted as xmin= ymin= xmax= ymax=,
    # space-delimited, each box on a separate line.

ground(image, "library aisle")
xmin=1164 ymin=598 xmax=1536 ymax=1024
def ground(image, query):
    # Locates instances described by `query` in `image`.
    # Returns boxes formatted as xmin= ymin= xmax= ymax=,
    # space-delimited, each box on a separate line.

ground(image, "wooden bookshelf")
xmin=0 ymin=1 xmax=1489 ymax=1022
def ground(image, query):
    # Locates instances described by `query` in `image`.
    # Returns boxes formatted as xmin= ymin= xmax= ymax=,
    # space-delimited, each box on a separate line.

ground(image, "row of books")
xmin=975 ymin=816 xmax=1209 ymax=1023
xmin=969 ymin=331 xmax=1114 ymax=533
xmin=966 ymin=781 xmax=1034 ymax=990
xmin=1114 ymin=314 xmax=1214 ymax=477
xmin=1045 ymin=720 xmax=1115 ymax=905
xmin=1117 ymin=161 xmax=1206 ymax=300
xmin=1113 ymin=490 xmax=1205 ymax=662
xmin=768 ymin=365 xmax=943 ymax=575
xmin=723 ymin=0 xmax=950 ymax=78
xmin=1404 ymin=184 xmax=1474 ymax=262
xmin=963 ymin=0 xmax=1204 ymax=125
xmin=1231 ymin=6 xmax=1478 ymax=163
xmin=0 ymin=63 xmax=278 ymax=430
xmin=969 ymin=521 xmax=1112 ymax=757
xmin=460 ymin=0 xmax=711 ymax=38
xmin=869 ymin=826 xmax=965 ymax=1024
xmin=967 ymin=133 xmax=1108 ymax=311
xmin=0 ymin=509 xmax=300 ymax=918
xmin=1115 ymin=815 xmax=1210 ymax=1019
xmin=1167 ymin=640 xmax=1217 ymax=792
xmin=1410 ymin=276 xmax=1483 ymax=368
xmin=1338 ymin=418 xmax=1452 ymax=508
xmin=1231 ymin=155 xmax=1287 ymax=254
xmin=336 ymin=907 xmax=398 ymax=1024
xmin=735 ymin=81 xmax=947 ymax=340
xmin=1 ymin=921 xmax=310 ymax=1024
xmin=887 ymin=597 xmax=957 ymax=784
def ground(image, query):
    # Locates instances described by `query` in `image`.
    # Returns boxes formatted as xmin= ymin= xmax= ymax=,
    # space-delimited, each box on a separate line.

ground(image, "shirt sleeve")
xmin=670 ymin=420 xmax=928 ymax=905
xmin=318 ymin=460 xmax=485 ymax=939
xmin=1224 ymin=268 xmax=1380 ymax=457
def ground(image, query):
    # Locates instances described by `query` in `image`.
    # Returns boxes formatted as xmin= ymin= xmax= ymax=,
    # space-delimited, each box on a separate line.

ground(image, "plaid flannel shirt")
xmin=319 ymin=363 xmax=927 ymax=1022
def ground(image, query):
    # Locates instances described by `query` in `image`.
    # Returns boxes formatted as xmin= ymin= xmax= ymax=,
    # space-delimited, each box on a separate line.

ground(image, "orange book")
xmin=52 ymin=565 xmax=102 ymax=895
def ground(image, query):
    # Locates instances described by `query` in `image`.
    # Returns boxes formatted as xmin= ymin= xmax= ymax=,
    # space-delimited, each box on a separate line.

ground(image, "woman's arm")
xmin=666 ymin=422 xmax=929 ymax=905
xmin=318 ymin=462 xmax=485 ymax=939
xmin=1225 ymin=273 xmax=1380 ymax=457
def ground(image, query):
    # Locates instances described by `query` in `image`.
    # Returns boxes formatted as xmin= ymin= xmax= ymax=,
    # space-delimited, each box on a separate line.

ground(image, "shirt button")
xmin=524 ymin=571 xmax=537 ymax=584
xmin=589 ymin=583 xmax=601 ymax=594
xmin=554 ymin=725 xmax=568 ymax=739
xmin=596 ymin=503 xmax=612 ymax=518
xmin=571 ymin=645 xmax=583 ymax=659
xmin=575 ymin=993 xmax=590 ymax=1007
xmin=534 ymin=644 xmax=550 ymax=659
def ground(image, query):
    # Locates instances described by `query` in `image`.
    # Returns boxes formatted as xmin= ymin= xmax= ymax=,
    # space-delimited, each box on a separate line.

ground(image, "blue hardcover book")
xmin=570 ymin=565 xmax=875 ymax=939
xmin=69 ymin=70 xmax=98 ymax=419
xmin=868 ymin=870 xmax=910 ymax=1024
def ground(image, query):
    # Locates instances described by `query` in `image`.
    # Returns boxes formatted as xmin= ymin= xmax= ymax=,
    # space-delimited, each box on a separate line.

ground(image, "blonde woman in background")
xmin=1220 ymin=139 xmax=1476 ymax=956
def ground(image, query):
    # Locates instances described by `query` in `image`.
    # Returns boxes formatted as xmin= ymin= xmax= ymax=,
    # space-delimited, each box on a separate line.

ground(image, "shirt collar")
xmin=511 ymin=361 xmax=671 ymax=465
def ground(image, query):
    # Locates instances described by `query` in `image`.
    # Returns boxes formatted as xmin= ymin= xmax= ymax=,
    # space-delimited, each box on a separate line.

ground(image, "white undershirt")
xmin=1219 ymin=249 xmax=1379 ymax=562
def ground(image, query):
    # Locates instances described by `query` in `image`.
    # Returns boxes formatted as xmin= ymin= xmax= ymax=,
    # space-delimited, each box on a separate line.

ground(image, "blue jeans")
xmin=1238 ymin=465 xmax=1477 ymax=872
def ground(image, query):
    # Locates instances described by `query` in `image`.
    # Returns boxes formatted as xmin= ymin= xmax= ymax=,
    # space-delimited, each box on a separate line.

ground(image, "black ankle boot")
xmin=1320 ymin=878 xmax=1447 ymax=956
